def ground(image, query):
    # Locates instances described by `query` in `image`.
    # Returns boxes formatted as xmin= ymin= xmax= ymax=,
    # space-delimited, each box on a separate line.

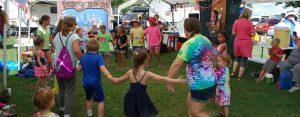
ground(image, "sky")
xmin=252 ymin=3 xmax=299 ymax=17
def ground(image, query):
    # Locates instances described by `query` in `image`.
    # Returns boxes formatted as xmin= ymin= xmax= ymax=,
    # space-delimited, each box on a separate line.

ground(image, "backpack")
xmin=55 ymin=33 xmax=75 ymax=80
xmin=277 ymin=71 xmax=294 ymax=90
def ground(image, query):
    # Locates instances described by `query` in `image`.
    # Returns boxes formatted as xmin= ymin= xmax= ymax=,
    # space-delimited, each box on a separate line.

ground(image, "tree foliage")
xmin=276 ymin=1 xmax=300 ymax=8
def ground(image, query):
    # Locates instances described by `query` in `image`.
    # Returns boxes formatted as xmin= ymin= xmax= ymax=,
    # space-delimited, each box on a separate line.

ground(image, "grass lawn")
xmin=1 ymin=38 xmax=300 ymax=117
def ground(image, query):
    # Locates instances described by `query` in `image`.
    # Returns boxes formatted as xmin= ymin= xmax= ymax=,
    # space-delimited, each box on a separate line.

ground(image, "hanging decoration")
xmin=15 ymin=0 xmax=28 ymax=8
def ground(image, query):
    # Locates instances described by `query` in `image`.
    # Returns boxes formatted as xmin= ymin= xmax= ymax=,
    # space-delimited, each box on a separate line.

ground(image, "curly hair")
xmin=33 ymin=87 xmax=54 ymax=111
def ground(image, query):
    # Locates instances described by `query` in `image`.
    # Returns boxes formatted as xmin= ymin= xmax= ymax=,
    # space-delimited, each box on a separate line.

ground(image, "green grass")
xmin=1 ymin=38 xmax=300 ymax=117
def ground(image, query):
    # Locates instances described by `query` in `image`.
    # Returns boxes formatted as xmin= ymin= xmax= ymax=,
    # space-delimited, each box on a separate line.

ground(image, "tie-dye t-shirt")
xmin=177 ymin=34 xmax=216 ymax=90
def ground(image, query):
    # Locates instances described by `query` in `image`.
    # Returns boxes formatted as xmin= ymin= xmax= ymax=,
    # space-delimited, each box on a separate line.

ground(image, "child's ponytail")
xmin=132 ymin=50 xmax=148 ymax=76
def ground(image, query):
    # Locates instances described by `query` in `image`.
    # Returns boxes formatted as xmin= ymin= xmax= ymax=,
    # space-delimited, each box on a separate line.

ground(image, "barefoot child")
xmin=96 ymin=25 xmax=113 ymax=68
xmin=77 ymin=39 xmax=114 ymax=117
xmin=33 ymin=87 xmax=58 ymax=117
xmin=111 ymin=50 xmax=186 ymax=117
xmin=215 ymin=54 xmax=232 ymax=117
xmin=258 ymin=38 xmax=283 ymax=82
xmin=144 ymin=17 xmax=162 ymax=68
xmin=34 ymin=37 xmax=49 ymax=88
xmin=116 ymin=25 xmax=129 ymax=70
xmin=217 ymin=31 xmax=228 ymax=55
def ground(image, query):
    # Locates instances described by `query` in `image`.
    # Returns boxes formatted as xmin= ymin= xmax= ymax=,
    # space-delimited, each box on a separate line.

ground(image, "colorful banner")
xmin=15 ymin=0 xmax=28 ymax=8
xmin=57 ymin=0 xmax=112 ymax=28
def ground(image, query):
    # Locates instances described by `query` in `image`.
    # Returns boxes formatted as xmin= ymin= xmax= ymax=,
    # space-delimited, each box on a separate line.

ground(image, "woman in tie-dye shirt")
xmin=167 ymin=18 xmax=216 ymax=116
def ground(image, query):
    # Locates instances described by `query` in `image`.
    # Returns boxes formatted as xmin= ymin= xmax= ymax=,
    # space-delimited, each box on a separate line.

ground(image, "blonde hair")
xmin=220 ymin=54 xmax=232 ymax=67
xmin=86 ymin=39 xmax=99 ymax=52
xmin=239 ymin=8 xmax=252 ymax=19
xmin=33 ymin=87 xmax=54 ymax=111
xmin=272 ymin=38 xmax=281 ymax=44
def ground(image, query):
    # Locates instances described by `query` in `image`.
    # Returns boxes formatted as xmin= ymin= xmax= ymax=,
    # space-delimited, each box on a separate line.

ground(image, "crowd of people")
xmin=1 ymin=5 xmax=297 ymax=117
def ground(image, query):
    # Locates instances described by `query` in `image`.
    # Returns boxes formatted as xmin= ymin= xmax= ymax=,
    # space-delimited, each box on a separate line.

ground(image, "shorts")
xmin=42 ymin=49 xmax=50 ymax=52
xmin=100 ymin=51 xmax=112 ymax=56
xmin=132 ymin=46 xmax=144 ymax=51
xmin=83 ymin=84 xmax=105 ymax=102
xmin=148 ymin=45 xmax=160 ymax=53
xmin=235 ymin=56 xmax=248 ymax=67
xmin=190 ymin=86 xmax=216 ymax=102
xmin=263 ymin=60 xmax=279 ymax=73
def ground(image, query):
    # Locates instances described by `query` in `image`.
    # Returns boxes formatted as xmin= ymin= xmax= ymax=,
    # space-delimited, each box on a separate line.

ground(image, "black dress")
xmin=124 ymin=71 xmax=158 ymax=117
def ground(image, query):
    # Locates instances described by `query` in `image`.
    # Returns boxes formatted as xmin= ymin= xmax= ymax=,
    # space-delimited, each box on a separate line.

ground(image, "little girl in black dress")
xmin=111 ymin=49 xmax=186 ymax=117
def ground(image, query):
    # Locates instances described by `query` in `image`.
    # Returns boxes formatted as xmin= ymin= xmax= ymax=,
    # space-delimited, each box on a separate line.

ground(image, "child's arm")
xmin=36 ymin=51 xmax=46 ymax=69
xmin=111 ymin=70 xmax=130 ymax=84
xmin=100 ymin=66 xmax=113 ymax=79
xmin=219 ymin=44 xmax=227 ymax=54
xmin=76 ymin=65 xmax=82 ymax=71
xmin=148 ymin=72 xmax=186 ymax=84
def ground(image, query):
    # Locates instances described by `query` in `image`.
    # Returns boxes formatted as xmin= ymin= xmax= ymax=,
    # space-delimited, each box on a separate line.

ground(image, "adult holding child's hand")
xmin=167 ymin=18 xmax=216 ymax=117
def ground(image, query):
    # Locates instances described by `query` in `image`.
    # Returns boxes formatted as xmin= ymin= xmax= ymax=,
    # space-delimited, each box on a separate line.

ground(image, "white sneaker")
xmin=288 ymin=86 xmax=300 ymax=92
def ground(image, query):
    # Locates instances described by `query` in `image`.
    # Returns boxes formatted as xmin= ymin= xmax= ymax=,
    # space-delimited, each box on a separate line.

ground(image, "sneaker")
xmin=288 ymin=86 xmax=300 ymax=92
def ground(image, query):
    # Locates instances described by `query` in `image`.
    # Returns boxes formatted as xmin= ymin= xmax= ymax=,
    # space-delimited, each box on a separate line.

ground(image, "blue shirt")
xmin=79 ymin=52 xmax=104 ymax=86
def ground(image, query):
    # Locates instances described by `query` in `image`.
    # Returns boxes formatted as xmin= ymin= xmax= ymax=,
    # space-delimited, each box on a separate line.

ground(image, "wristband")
xmin=107 ymin=75 xmax=113 ymax=79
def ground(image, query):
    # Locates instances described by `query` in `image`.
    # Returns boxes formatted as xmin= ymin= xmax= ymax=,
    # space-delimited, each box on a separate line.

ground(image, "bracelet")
xmin=107 ymin=75 xmax=113 ymax=79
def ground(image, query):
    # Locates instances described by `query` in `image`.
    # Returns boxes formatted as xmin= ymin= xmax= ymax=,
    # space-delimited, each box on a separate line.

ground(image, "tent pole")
xmin=3 ymin=0 xmax=8 ymax=89
xmin=28 ymin=3 xmax=31 ymax=50
xmin=18 ymin=8 xmax=22 ymax=71
xmin=117 ymin=9 xmax=120 ymax=25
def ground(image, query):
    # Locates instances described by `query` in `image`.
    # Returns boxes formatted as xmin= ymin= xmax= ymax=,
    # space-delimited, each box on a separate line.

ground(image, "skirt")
xmin=124 ymin=91 xmax=158 ymax=117
xmin=34 ymin=66 xmax=47 ymax=78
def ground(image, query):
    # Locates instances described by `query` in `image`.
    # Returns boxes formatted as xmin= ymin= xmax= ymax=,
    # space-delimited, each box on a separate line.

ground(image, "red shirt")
xmin=233 ymin=18 xmax=255 ymax=41
xmin=269 ymin=47 xmax=283 ymax=62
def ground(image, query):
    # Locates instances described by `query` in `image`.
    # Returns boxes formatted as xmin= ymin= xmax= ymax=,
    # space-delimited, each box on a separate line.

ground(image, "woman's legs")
xmin=231 ymin=57 xmax=240 ymax=76
xmin=120 ymin=52 xmax=126 ymax=67
xmin=238 ymin=57 xmax=248 ymax=80
xmin=57 ymin=79 xmax=66 ymax=114
xmin=186 ymin=93 xmax=208 ymax=117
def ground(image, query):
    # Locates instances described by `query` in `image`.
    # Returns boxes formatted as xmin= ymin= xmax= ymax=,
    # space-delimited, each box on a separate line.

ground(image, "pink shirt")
xmin=233 ymin=18 xmax=254 ymax=41
xmin=144 ymin=26 xmax=161 ymax=46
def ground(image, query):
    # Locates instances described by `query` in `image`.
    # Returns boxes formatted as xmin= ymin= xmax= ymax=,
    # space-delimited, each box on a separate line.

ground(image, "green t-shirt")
xmin=97 ymin=32 xmax=112 ymax=52
xmin=36 ymin=27 xmax=51 ymax=50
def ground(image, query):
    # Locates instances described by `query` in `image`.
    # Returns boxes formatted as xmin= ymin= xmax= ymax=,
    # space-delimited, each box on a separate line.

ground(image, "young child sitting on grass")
xmin=77 ymin=39 xmax=114 ymax=117
xmin=258 ymin=38 xmax=283 ymax=82
xmin=33 ymin=87 xmax=58 ymax=117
